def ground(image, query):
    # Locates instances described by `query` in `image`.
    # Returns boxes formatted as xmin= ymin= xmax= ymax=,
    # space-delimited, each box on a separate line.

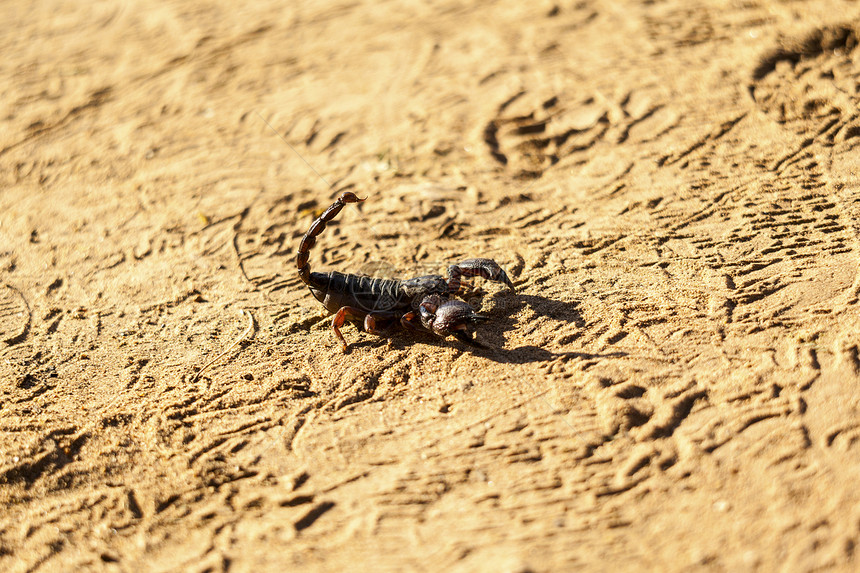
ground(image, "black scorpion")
xmin=296 ymin=192 xmax=515 ymax=350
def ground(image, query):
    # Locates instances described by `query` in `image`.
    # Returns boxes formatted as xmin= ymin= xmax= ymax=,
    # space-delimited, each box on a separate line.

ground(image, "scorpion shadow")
xmin=371 ymin=290 xmax=624 ymax=365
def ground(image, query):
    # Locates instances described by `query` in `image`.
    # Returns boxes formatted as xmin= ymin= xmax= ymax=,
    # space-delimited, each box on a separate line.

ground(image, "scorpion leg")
xmin=452 ymin=329 xmax=485 ymax=347
xmin=332 ymin=308 xmax=404 ymax=350
xmin=400 ymin=312 xmax=426 ymax=332
xmin=331 ymin=306 xmax=367 ymax=351
xmin=363 ymin=311 xmax=402 ymax=336
xmin=447 ymin=258 xmax=515 ymax=295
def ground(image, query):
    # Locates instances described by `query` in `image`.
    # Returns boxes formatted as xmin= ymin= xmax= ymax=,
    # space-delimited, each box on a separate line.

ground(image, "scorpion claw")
xmin=448 ymin=258 xmax=515 ymax=294
xmin=419 ymin=297 xmax=490 ymax=346
xmin=453 ymin=329 xmax=485 ymax=348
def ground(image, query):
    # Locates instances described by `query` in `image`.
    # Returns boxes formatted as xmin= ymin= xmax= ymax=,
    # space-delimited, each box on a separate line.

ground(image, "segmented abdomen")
xmin=308 ymin=271 xmax=407 ymax=315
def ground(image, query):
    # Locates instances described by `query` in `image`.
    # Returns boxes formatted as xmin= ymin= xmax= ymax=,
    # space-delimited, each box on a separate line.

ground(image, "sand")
xmin=2 ymin=0 xmax=860 ymax=570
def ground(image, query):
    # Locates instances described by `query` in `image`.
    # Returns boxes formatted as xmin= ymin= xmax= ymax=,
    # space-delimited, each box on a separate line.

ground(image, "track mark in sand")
xmin=483 ymin=92 xmax=609 ymax=178
xmin=600 ymin=440 xmax=680 ymax=498
xmin=641 ymin=3 xmax=768 ymax=49
xmin=711 ymin=156 xmax=853 ymax=326
xmin=682 ymin=391 xmax=799 ymax=454
xmin=0 ymin=431 xmax=90 ymax=487
xmin=630 ymin=25 xmax=860 ymax=333
xmin=650 ymin=136 xmax=854 ymax=328
xmin=592 ymin=378 xmax=653 ymax=437
xmin=632 ymin=386 xmax=707 ymax=441
xmin=294 ymin=501 xmax=335 ymax=532
xmin=320 ymin=356 xmax=413 ymax=412
xmin=592 ymin=376 xmax=706 ymax=443
xmin=484 ymin=88 xmax=679 ymax=179
xmin=751 ymin=24 xmax=860 ymax=145
xmin=0 ymin=86 xmax=113 ymax=159
xmin=657 ymin=113 xmax=746 ymax=167
xmin=0 ymin=284 xmax=31 ymax=345
xmin=824 ymin=423 xmax=860 ymax=453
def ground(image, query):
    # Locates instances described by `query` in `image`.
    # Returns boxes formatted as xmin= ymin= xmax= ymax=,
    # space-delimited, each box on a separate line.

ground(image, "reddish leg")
xmin=363 ymin=311 xmax=401 ymax=336
xmin=333 ymin=308 xmax=407 ymax=350
xmin=400 ymin=311 xmax=426 ymax=332
xmin=331 ymin=306 xmax=367 ymax=351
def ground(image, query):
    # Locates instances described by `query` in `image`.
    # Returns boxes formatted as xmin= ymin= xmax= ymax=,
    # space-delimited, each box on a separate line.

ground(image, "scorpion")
xmin=297 ymin=191 xmax=515 ymax=350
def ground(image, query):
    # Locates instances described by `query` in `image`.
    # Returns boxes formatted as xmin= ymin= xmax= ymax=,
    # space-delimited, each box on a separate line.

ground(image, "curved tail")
xmin=296 ymin=191 xmax=365 ymax=284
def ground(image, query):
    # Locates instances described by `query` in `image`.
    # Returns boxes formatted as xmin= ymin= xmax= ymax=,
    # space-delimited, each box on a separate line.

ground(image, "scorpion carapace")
xmin=297 ymin=191 xmax=515 ymax=351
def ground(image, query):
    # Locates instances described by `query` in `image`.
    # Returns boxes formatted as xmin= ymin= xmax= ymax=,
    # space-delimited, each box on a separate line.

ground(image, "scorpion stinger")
xmin=296 ymin=192 xmax=515 ymax=351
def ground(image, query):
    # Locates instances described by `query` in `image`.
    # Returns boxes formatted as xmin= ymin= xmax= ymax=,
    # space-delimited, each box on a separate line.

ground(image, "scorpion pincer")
xmin=296 ymin=191 xmax=515 ymax=351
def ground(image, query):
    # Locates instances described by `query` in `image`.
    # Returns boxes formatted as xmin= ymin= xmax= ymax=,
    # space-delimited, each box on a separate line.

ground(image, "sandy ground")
xmin=2 ymin=0 xmax=860 ymax=570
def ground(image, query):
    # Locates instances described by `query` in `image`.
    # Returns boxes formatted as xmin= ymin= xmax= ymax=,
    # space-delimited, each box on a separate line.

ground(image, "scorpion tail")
xmin=296 ymin=191 xmax=365 ymax=284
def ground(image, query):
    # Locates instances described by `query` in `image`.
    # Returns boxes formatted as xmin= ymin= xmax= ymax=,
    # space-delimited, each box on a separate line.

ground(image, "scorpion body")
xmin=297 ymin=192 xmax=514 ymax=350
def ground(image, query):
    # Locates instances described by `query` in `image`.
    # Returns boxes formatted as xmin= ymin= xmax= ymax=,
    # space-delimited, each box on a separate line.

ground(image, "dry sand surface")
xmin=3 ymin=0 xmax=860 ymax=570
